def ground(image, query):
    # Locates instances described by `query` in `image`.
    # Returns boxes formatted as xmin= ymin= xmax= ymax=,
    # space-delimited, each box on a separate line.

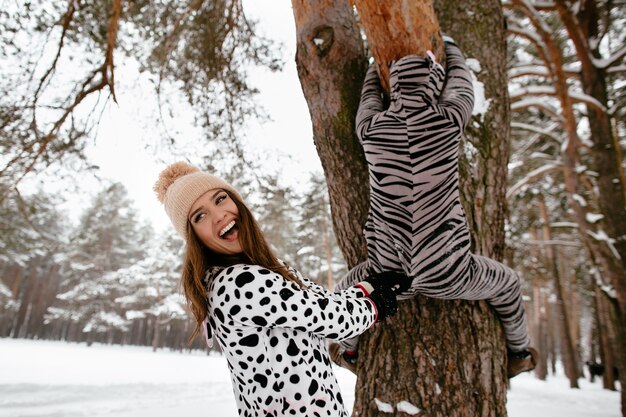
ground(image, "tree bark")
xmin=292 ymin=0 xmax=511 ymax=415
xmin=352 ymin=0 xmax=444 ymax=93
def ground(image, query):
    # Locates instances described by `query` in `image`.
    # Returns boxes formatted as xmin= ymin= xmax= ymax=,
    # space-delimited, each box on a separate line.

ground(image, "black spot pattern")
xmin=286 ymin=339 xmax=299 ymax=356
xmin=252 ymin=316 xmax=268 ymax=326
xmin=279 ymin=288 xmax=294 ymax=300
xmin=235 ymin=272 xmax=255 ymax=287
xmin=206 ymin=263 xmax=376 ymax=416
xmin=240 ymin=334 xmax=259 ymax=347
xmin=254 ymin=373 xmax=268 ymax=388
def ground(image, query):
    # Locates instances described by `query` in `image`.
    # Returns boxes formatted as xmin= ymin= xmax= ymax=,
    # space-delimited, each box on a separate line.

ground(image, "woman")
xmin=330 ymin=38 xmax=537 ymax=378
xmin=154 ymin=162 xmax=408 ymax=417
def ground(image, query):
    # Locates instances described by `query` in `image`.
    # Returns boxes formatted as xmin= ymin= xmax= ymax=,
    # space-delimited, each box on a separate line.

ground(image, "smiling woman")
xmin=189 ymin=189 xmax=243 ymax=255
xmin=152 ymin=161 xmax=409 ymax=417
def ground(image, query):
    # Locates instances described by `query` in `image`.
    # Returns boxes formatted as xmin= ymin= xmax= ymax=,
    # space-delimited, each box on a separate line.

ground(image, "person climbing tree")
xmin=329 ymin=38 xmax=537 ymax=379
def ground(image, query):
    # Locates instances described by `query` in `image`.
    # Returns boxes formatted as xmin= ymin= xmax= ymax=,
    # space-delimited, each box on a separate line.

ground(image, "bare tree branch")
xmin=34 ymin=0 xmax=80 ymax=102
xmin=0 ymin=0 xmax=122 ymax=187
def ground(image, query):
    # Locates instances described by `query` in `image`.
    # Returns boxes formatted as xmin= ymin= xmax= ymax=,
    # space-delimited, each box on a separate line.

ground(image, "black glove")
xmin=358 ymin=271 xmax=411 ymax=322
xmin=366 ymin=284 xmax=398 ymax=322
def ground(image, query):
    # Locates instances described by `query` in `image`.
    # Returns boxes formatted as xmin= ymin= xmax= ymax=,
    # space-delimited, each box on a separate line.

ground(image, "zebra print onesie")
xmin=336 ymin=40 xmax=530 ymax=352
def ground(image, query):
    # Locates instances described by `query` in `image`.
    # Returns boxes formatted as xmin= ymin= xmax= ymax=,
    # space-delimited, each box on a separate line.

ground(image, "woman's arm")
xmin=209 ymin=265 xmax=377 ymax=341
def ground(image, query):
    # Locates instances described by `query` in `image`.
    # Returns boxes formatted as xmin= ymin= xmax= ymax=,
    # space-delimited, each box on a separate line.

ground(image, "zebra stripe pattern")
xmin=337 ymin=42 xmax=530 ymax=352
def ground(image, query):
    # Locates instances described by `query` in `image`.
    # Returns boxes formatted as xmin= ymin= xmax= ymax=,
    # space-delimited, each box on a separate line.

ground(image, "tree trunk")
xmin=292 ymin=0 xmax=511 ymax=415
xmin=545 ymin=300 xmax=555 ymax=376
xmin=291 ymin=0 xmax=370 ymax=269
xmin=152 ymin=317 xmax=161 ymax=352
xmin=351 ymin=0 xmax=444 ymax=93
xmin=532 ymin=281 xmax=548 ymax=380
xmin=357 ymin=298 xmax=506 ymax=416
xmin=537 ymin=193 xmax=580 ymax=388
xmin=595 ymin=285 xmax=617 ymax=390
xmin=528 ymin=228 xmax=549 ymax=381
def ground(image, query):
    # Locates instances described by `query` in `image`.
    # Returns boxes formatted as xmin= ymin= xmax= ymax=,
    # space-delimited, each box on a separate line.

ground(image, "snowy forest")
xmin=0 ymin=0 xmax=625 ymax=416
xmin=0 ymin=173 xmax=345 ymax=350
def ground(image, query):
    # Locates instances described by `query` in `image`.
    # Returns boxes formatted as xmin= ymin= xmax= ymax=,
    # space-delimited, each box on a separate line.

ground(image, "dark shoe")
xmin=329 ymin=343 xmax=358 ymax=375
xmin=508 ymin=347 xmax=538 ymax=378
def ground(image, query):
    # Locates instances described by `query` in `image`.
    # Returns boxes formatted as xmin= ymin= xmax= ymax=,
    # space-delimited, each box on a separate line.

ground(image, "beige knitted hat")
xmin=154 ymin=161 xmax=242 ymax=239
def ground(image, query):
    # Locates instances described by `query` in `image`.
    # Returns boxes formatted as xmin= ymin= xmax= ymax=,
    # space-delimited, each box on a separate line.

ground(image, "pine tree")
xmin=295 ymin=173 xmax=346 ymax=289
xmin=111 ymin=229 xmax=187 ymax=351
xmin=0 ymin=181 xmax=68 ymax=339
xmin=253 ymin=175 xmax=299 ymax=265
xmin=48 ymin=182 xmax=151 ymax=344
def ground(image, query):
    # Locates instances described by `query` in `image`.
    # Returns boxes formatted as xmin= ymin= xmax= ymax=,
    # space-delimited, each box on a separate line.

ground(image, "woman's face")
xmin=189 ymin=189 xmax=243 ymax=255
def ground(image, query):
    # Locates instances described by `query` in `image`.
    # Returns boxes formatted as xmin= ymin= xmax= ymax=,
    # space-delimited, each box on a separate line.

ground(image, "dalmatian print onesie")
xmin=205 ymin=263 xmax=377 ymax=417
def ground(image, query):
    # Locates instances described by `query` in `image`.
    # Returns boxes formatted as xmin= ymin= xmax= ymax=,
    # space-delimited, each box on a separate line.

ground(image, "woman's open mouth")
xmin=219 ymin=220 xmax=238 ymax=241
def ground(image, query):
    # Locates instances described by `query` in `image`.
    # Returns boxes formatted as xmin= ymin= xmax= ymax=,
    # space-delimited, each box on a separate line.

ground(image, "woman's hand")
xmin=357 ymin=271 xmax=411 ymax=322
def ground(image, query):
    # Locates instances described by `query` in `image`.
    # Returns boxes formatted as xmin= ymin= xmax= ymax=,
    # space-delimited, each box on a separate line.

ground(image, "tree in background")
xmin=112 ymin=230 xmax=187 ymax=351
xmin=505 ymin=0 xmax=625 ymax=405
xmin=295 ymin=173 xmax=347 ymax=289
xmin=46 ymin=182 xmax=151 ymax=344
xmin=253 ymin=174 xmax=299 ymax=265
xmin=0 ymin=180 xmax=68 ymax=340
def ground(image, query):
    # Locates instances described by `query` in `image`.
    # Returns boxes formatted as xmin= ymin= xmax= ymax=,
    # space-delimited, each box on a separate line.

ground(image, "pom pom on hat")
xmin=154 ymin=161 xmax=242 ymax=239
xmin=154 ymin=162 xmax=200 ymax=203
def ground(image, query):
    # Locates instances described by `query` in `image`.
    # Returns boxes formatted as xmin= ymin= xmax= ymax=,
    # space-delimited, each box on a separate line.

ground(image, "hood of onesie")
xmin=389 ymin=52 xmax=445 ymax=106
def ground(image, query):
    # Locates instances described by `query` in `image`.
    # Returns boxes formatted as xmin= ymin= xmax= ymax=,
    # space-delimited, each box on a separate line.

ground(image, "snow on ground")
xmin=0 ymin=338 xmax=620 ymax=417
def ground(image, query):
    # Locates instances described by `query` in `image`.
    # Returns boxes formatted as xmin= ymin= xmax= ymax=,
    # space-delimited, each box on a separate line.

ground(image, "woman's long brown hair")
xmin=181 ymin=190 xmax=303 ymax=341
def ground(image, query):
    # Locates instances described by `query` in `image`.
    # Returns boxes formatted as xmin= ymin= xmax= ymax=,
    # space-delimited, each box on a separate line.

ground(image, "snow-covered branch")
xmin=507 ymin=25 xmax=551 ymax=74
xmin=507 ymin=163 xmax=564 ymax=199
xmin=528 ymin=1 xmax=556 ymax=10
xmin=522 ymin=239 xmax=582 ymax=248
xmin=512 ymin=0 xmax=554 ymax=35
xmin=592 ymin=45 xmax=626 ymax=69
xmin=550 ymin=222 xmax=579 ymax=229
xmin=568 ymin=90 xmax=607 ymax=112
xmin=508 ymin=64 xmax=550 ymax=79
xmin=587 ymin=229 xmax=622 ymax=260
xmin=510 ymin=85 xmax=556 ymax=100
xmin=607 ymin=65 xmax=626 ymax=75
xmin=511 ymin=97 xmax=562 ymax=120
xmin=511 ymin=122 xmax=562 ymax=144
xmin=510 ymin=86 xmax=606 ymax=112
xmin=503 ymin=1 xmax=557 ymax=12
xmin=509 ymin=62 xmax=580 ymax=79
xmin=591 ymin=268 xmax=617 ymax=300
